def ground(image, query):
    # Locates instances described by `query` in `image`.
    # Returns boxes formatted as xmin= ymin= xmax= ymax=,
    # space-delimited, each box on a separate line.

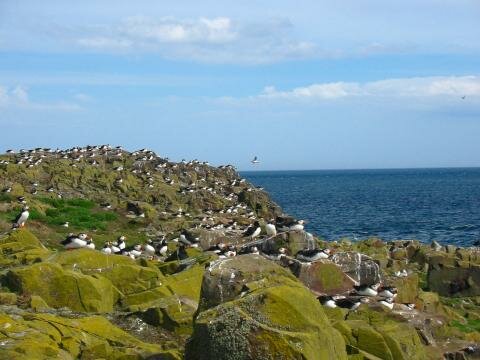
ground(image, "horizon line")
xmin=239 ymin=165 xmax=480 ymax=172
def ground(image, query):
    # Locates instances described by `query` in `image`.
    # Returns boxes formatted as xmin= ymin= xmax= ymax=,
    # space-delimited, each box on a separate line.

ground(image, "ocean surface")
xmin=241 ymin=168 xmax=480 ymax=246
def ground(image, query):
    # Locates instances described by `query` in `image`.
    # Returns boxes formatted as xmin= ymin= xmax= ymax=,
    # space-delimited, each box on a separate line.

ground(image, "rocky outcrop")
xmin=0 ymin=308 xmax=177 ymax=359
xmin=330 ymin=251 xmax=381 ymax=286
xmin=297 ymin=261 xmax=356 ymax=295
xmin=4 ymin=262 xmax=119 ymax=313
xmin=186 ymin=255 xmax=347 ymax=360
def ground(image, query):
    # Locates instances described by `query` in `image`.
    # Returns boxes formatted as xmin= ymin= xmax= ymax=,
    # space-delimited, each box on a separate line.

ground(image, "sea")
xmin=241 ymin=168 xmax=480 ymax=247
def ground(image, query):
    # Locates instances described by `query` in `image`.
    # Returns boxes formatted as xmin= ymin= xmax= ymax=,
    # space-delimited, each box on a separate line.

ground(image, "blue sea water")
xmin=241 ymin=168 xmax=480 ymax=246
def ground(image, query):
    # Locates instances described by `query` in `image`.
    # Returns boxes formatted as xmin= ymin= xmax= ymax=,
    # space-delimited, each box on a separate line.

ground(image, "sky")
xmin=0 ymin=0 xmax=479 ymax=170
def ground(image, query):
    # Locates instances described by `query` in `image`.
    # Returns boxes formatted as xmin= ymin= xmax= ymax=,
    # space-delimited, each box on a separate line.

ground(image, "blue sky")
xmin=0 ymin=0 xmax=479 ymax=170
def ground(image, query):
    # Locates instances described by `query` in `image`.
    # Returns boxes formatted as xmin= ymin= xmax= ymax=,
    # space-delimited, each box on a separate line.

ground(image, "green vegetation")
xmin=451 ymin=319 xmax=480 ymax=333
xmin=1 ymin=197 xmax=117 ymax=231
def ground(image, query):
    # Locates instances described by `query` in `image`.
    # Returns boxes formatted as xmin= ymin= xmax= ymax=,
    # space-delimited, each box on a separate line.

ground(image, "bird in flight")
xmin=251 ymin=156 xmax=259 ymax=164
xmin=461 ymin=95 xmax=466 ymax=100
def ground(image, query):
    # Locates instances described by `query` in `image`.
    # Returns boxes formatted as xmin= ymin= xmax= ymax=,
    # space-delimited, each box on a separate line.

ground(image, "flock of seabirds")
xmin=4 ymin=145 xmax=405 ymax=312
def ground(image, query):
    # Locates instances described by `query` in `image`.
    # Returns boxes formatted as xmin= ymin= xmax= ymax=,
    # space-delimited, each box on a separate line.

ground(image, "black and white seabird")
xmin=354 ymin=284 xmax=379 ymax=297
xmin=265 ymin=220 xmax=277 ymax=237
xmin=335 ymin=297 xmax=362 ymax=311
xmin=251 ymin=156 xmax=259 ymax=164
xmin=379 ymin=297 xmax=395 ymax=310
xmin=157 ymin=238 xmax=168 ymax=256
xmin=378 ymin=286 xmax=397 ymax=299
xmin=13 ymin=206 xmax=30 ymax=228
xmin=179 ymin=230 xmax=199 ymax=247
xmin=165 ymin=244 xmax=188 ymax=261
xmin=319 ymin=296 xmax=337 ymax=308
xmin=243 ymin=221 xmax=261 ymax=239
xmin=62 ymin=233 xmax=88 ymax=249
xmin=101 ymin=242 xmax=112 ymax=254
xmin=296 ymin=248 xmax=330 ymax=262
xmin=143 ymin=239 xmax=156 ymax=256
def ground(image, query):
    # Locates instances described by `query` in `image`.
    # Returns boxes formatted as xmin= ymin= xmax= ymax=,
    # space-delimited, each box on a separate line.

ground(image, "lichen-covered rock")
xmin=0 ymin=309 xmax=165 ymax=359
xmin=4 ymin=262 xmax=118 ymax=312
xmin=198 ymin=254 xmax=297 ymax=310
xmin=186 ymin=255 xmax=347 ymax=360
xmin=393 ymin=274 xmax=419 ymax=304
xmin=427 ymin=263 xmax=480 ymax=297
xmin=344 ymin=307 xmax=428 ymax=360
xmin=331 ymin=252 xmax=381 ymax=286
xmin=0 ymin=230 xmax=49 ymax=269
xmin=297 ymin=261 xmax=356 ymax=295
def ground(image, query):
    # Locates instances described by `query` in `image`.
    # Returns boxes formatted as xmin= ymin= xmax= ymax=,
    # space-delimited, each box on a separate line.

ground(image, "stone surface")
xmin=186 ymin=254 xmax=347 ymax=360
xmin=297 ymin=261 xmax=356 ymax=295
xmin=4 ymin=262 xmax=118 ymax=312
xmin=331 ymin=252 xmax=381 ymax=286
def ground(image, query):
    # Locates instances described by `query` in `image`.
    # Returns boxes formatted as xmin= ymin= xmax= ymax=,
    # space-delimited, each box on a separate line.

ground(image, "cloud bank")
xmin=73 ymin=16 xmax=316 ymax=64
xmin=0 ymin=85 xmax=81 ymax=111
xmin=259 ymin=76 xmax=480 ymax=100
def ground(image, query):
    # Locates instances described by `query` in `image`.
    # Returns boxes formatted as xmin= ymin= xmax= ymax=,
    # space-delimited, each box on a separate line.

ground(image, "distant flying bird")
xmin=251 ymin=156 xmax=259 ymax=164
xmin=461 ymin=95 xmax=466 ymax=100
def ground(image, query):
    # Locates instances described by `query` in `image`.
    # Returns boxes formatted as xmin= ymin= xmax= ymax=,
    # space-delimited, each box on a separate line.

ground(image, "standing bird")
xmin=157 ymin=238 xmax=168 ymax=257
xmin=143 ymin=239 xmax=156 ymax=256
xmin=265 ymin=220 xmax=277 ymax=237
xmin=251 ymin=156 xmax=259 ymax=164
xmin=115 ymin=235 xmax=126 ymax=250
xmin=290 ymin=220 xmax=305 ymax=231
xmin=243 ymin=221 xmax=261 ymax=239
xmin=13 ymin=206 xmax=30 ymax=228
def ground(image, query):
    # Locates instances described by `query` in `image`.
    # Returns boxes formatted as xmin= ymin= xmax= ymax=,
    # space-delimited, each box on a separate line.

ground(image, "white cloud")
xmin=259 ymin=76 xmax=480 ymax=100
xmin=73 ymin=16 xmax=316 ymax=64
xmin=0 ymin=85 xmax=81 ymax=111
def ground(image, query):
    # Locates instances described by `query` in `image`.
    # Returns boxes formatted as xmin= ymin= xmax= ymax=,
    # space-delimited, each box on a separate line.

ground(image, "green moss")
xmin=450 ymin=318 xmax=480 ymax=333
xmin=4 ymin=262 xmax=118 ymax=312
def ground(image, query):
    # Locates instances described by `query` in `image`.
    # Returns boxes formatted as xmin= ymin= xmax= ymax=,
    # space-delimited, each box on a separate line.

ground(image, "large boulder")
xmin=0 ymin=309 xmax=171 ymax=359
xmin=186 ymin=255 xmax=347 ymax=360
xmin=297 ymin=261 xmax=356 ymax=295
xmin=0 ymin=230 xmax=49 ymax=269
xmin=342 ymin=307 xmax=428 ymax=360
xmin=427 ymin=263 xmax=480 ymax=297
xmin=3 ymin=262 xmax=118 ymax=312
xmin=330 ymin=252 xmax=381 ymax=286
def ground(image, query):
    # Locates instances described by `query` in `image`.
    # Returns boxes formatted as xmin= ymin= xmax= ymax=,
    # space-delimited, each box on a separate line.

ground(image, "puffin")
xmin=143 ymin=239 xmax=156 ymax=256
xmin=101 ymin=243 xmax=112 ymax=255
xmin=115 ymin=235 xmax=126 ymax=250
xmin=85 ymin=239 xmax=95 ymax=250
xmin=378 ymin=286 xmax=397 ymax=298
xmin=165 ymin=244 xmax=188 ymax=261
xmin=335 ymin=297 xmax=362 ymax=311
xmin=354 ymin=284 xmax=380 ymax=297
xmin=265 ymin=220 xmax=277 ymax=237
xmin=208 ymin=242 xmax=227 ymax=255
xmin=179 ymin=230 xmax=199 ymax=246
xmin=319 ymin=296 xmax=337 ymax=308
xmin=62 ymin=233 xmax=88 ymax=249
xmin=243 ymin=221 xmax=261 ymax=239
xmin=379 ymin=297 xmax=395 ymax=310
xmin=129 ymin=244 xmax=143 ymax=258
xmin=290 ymin=220 xmax=305 ymax=231
xmin=110 ymin=242 xmax=121 ymax=254
xmin=13 ymin=206 xmax=30 ymax=228
xmin=296 ymin=248 xmax=330 ymax=262
xmin=157 ymin=238 xmax=168 ymax=256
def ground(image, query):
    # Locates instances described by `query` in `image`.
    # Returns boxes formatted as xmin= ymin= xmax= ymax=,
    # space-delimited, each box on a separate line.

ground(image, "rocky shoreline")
xmin=0 ymin=146 xmax=479 ymax=359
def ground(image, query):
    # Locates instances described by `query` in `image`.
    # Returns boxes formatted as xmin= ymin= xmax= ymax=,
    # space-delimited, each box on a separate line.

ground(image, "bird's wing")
xmin=14 ymin=213 xmax=22 ymax=223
